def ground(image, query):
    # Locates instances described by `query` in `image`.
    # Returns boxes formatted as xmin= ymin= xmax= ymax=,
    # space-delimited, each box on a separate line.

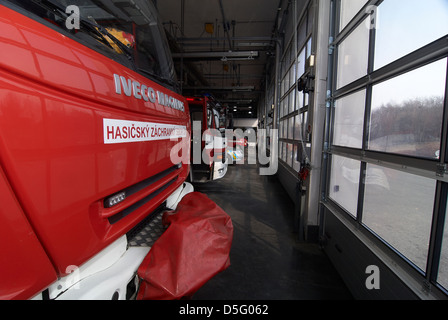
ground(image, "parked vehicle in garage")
xmin=227 ymin=148 xmax=244 ymax=165
xmin=187 ymin=96 xmax=228 ymax=182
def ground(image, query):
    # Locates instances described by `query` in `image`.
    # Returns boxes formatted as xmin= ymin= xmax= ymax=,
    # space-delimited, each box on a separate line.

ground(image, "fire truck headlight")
xmin=105 ymin=191 xmax=126 ymax=208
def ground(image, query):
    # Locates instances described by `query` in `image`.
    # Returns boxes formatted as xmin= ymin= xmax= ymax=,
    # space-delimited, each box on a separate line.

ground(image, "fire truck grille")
xmin=107 ymin=177 xmax=177 ymax=225
xmin=126 ymin=204 xmax=167 ymax=247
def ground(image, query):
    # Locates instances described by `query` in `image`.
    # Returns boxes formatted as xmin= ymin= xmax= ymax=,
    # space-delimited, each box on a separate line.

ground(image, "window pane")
xmin=333 ymin=90 xmax=366 ymax=149
xmin=336 ymin=18 xmax=370 ymax=89
xmin=282 ymin=143 xmax=287 ymax=162
xmin=11 ymin=0 xmax=177 ymax=85
xmin=293 ymin=145 xmax=300 ymax=172
xmin=283 ymin=119 xmax=288 ymax=139
xmin=289 ymin=90 xmax=296 ymax=114
xmin=290 ymin=68 xmax=295 ymax=90
xmin=304 ymin=92 xmax=309 ymax=107
xmin=291 ymin=64 xmax=296 ymax=90
xmin=303 ymin=111 xmax=309 ymax=141
xmin=288 ymin=45 xmax=293 ymax=67
xmin=306 ymin=37 xmax=312 ymax=58
xmin=279 ymin=141 xmax=283 ymax=160
xmin=297 ymin=143 xmax=304 ymax=164
xmin=298 ymin=19 xmax=307 ymax=47
xmin=287 ymin=143 xmax=293 ymax=166
xmin=363 ymin=165 xmax=436 ymax=272
xmin=296 ymin=90 xmax=304 ymax=110
xmin=368 ymin=59 xmax=446 ymax=159
xmin=329 ymin=155 xmax=361 ymax=217
xmin=294 ymin=114 xmax=303 ymax=141
xmin=288 ymin=117 xmax=294 ymax=140
xmin=285 ymin=69 xmax=291 ymax=90
xmin=297 ymin=48 xmax=306 ymax=79
xmin=278 ymin=120 xmax=283 ymax=139
xmin=437 ymin=203 xmax=448 ymax=290
xmin=279 ymin=100 xmax=283 ymax=119
xmin=283 ymin=95 xmax=289 ymax=117
xmin=280 ymin=79 xmax=285 ymax=98
xmin=339 ymin=0 xmax=369 ymax=31
xmin=307 ymin=5 xmax=314 ymax=34
xmin=374 ymin=0 xmax=448 ymax=70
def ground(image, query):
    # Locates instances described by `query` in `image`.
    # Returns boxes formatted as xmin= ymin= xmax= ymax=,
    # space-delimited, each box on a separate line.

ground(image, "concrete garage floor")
xmin=191 ymin=162 xmax=353 ymax=300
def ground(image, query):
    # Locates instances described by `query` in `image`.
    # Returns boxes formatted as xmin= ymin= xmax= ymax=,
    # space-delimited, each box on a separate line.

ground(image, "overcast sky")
xmin=372 ymin=0 xmax=448 ymax=108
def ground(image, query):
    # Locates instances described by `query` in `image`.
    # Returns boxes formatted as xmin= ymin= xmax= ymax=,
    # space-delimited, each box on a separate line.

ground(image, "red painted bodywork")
xmin=137 ymin=192 xmax=233 ymax=300
xmin=0 ymin=165 xmax=57 ymax=300
xmin=0 ymin=6 xmax=190 ymax=299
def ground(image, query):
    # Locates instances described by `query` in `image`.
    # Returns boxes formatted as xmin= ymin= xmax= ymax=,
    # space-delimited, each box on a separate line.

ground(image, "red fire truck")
xmin=0 ymin=0 xmax=200 ymax=299
xmin=187 ymin=96 xmax=228 ymax=182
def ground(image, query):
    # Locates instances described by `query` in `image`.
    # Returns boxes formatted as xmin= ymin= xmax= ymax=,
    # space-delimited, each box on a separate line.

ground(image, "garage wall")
xmin=323 ymin=207 xmax=420 ymax=299
xmin=272 ymin=0 xmax=330 ymax=241
xmin=233 ymin=118 xmax=258 ymax=128
xmin=320 ymin=0 xmax=448 ymax=299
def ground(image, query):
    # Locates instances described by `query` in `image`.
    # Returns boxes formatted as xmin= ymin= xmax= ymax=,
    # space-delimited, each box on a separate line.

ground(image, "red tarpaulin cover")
xmin=136 ymin=192 xmax=233 ymax=300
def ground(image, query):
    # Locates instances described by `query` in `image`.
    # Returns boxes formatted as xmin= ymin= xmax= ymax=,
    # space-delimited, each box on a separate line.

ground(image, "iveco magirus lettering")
xmin=113 ymin=74 xmax=185 ymax=112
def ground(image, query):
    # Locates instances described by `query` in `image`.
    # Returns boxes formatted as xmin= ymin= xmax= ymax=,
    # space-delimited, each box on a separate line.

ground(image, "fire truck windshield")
xmin=5 ymin=0 xmax=178 ymax=91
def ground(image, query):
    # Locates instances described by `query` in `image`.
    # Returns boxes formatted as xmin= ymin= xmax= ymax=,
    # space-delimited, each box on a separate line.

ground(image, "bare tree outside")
xmin=369 ymin=96 xmax=444 ymax=159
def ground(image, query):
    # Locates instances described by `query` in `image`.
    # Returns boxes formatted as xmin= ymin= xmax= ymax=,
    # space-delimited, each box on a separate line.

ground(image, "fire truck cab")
xmin=0 ymin=0 xmax=194 ymax=299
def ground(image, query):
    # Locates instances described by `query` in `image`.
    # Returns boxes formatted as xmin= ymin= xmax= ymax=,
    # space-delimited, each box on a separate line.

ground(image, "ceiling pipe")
xmin=172 ymin=51 xmax=258 ymax=60
xmin=218 ymin=0 xmax=234 ymax=51
xmin=165 ymin=32 xmax=210 ymax=88
xmin=176 ymin=36 xmax=273 ymax=43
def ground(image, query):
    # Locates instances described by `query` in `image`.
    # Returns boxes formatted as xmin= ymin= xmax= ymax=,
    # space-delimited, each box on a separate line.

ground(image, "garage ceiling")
xmin=156 ymin=0 xmax=287 ymax=118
